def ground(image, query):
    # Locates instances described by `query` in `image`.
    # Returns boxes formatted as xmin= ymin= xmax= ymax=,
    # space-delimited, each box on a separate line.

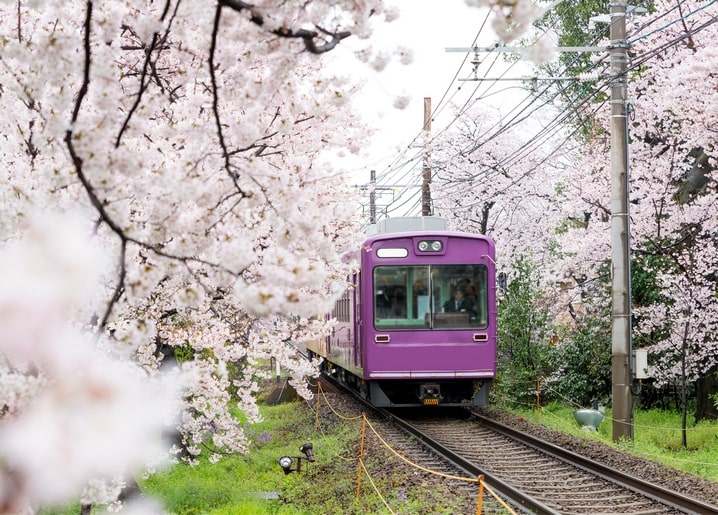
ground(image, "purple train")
xmin=306 ymin=217 xmax=497 ymax=407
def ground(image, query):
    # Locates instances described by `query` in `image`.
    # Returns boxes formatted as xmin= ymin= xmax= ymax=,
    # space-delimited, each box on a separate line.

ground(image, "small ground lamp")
xmin=278 ymin=442 xmax=315 ymax=474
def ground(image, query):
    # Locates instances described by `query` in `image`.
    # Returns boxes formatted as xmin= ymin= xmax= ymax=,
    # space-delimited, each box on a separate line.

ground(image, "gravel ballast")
xmin=481 ymin=407 xmax=718 ymax=509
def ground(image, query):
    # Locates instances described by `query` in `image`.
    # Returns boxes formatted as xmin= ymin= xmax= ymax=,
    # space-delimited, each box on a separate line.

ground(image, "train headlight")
xmin=418 ymin=240 xmax=443 ymax=252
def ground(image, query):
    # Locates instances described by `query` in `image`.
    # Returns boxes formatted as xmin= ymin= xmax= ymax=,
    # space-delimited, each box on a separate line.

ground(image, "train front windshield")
xmin=374 ymin=264 xmax=488 ymax=329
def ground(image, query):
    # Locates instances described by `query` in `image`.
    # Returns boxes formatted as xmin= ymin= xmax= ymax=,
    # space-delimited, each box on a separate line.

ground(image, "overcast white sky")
xmin=327 ymin=1 xmax=534 ymax=189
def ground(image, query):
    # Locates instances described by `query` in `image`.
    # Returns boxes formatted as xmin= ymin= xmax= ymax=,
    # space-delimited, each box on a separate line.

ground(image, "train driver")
xmin=443 ymin=290 xmax=474 ymax=314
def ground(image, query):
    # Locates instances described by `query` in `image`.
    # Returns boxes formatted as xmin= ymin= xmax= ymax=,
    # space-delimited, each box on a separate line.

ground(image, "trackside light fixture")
xmin=277 ymin=442 xmax=315 ymax=474
xmin=299 ymin=442 xmax=314 ymax=461
xmin=278 ymin=455 xmax=293 ymax=473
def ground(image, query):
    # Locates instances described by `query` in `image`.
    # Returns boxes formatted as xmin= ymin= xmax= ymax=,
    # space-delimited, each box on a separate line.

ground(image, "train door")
xmin=353 ymin=272 xmax=362 ymax=368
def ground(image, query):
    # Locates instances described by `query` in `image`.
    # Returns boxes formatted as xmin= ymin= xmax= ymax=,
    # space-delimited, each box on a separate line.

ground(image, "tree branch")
xmin=218 ymin=0 xmax=351 ymax=53
xmin=66 ymin=2 xmax=245 ymax=330
xmin=209 ymin=3 xmax=249 ymax=197
xmin=116 ymin=0 xmax=179 ymax=147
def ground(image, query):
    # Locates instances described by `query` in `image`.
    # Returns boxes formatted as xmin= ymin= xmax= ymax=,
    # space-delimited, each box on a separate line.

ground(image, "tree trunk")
xmin=695 ymin=365 xmax=718 ymax=422
xmin=680 ymin=322 xmax=688 ymax=449
xmin=118 ymin=475 xmax=143 ymax=503
xmin=681 ymin=378 xmax=688 ymax=449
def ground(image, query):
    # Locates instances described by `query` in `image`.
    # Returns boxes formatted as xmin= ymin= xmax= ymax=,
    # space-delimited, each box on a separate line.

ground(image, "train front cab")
xmin=362 ymin=231 xmax=497 ymax=407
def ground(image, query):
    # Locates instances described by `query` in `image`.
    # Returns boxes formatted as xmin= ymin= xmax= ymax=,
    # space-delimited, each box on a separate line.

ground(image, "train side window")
xmin=333 ymin=287 xmax=352 ymax=323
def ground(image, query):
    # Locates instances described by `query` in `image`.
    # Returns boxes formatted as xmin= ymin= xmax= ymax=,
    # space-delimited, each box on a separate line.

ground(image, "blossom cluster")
xmin=0 ymin=0 xmax=391 ymax=510
xmin=432 ymin=0 xmax=718 ymax=390
xmin=0 ymin=217 xmax=179 ymax=511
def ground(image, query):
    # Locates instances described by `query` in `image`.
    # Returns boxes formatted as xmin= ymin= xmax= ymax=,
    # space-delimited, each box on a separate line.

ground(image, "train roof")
xmin=366 ymin=216 xmax=448 ymax=235
xmin=364 ymin=216 xmax=493 ymax=243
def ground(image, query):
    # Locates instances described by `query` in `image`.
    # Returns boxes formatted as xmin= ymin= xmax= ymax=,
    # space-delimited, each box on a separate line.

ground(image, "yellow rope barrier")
xmin=305 ymin=386 xmax=358 ymax=464
xmin=355 ymin=414 xmax=367 ymax=501
xmin=480 ymin=478 xmax=518 ymax=514
xmin=313 ymin=382 xmax=516 ymax=513
xmin=315 ymin=382 xmax=322 ymax=432
xmin=362 ymin=415 xmax=477 ymax=483
xmin=318 ymin=385 xmax=364 ymax=421
xmin=476 ymin=475 xmax=484 ymax=515
xmin=358 ymin=459 xmax=395 ymax=514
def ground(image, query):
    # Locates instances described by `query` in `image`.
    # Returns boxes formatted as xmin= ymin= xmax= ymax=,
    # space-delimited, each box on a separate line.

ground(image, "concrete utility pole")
xmin=448 ymin=3 xmax=639 ymax=441
xmin=369 ymin=169 xmax=377 ymax=225
xmin=609 ymin=0 xmax=633 ymax=442
xmin=422 ymin=97 xmax=432 ymax=216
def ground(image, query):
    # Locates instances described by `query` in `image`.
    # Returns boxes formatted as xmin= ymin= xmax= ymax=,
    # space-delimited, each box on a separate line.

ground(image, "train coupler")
xmin=420 ymin=384 xmax=442 ymax=405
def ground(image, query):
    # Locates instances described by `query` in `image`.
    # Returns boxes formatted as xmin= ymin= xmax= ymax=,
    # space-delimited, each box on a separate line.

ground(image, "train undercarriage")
xmin=323 ymin=360 xmax=491 ymax=408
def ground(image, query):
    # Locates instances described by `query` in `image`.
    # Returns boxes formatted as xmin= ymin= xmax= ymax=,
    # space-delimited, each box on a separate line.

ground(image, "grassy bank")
xmin=510 ymin=402 xmax=718 ymax=482
xmin=142 ymin=401 xmax=351 ymax=514
xmin=140 ymin=396 xmax=483 ymax=514
xmin=42 ymin=393 xmax=717 ymax=514
xmin=41 ymin=383 xmax=503 ymax=514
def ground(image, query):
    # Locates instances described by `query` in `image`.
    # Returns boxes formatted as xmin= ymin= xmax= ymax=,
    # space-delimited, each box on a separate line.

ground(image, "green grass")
xmin=511 ymin=402 xmax=718 ymax=481
xmin=139 ymin=398 xmax=489 ymax=514
xmin=41 ymin=394 xmax=500 ymax=514
xmin=47 ymin=391 xmax=716 ymax=513
xmin=141 ymin=402 xmax=322 ymax=514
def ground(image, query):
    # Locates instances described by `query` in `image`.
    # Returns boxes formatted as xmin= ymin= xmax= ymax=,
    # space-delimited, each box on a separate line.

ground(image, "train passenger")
xmin=461 ymin=278 xmax=477 ymax=303
xmin=391 ymin=287 xmax=406 ymax=317
xmin=376 ymin=284 xmax=392 ymax=318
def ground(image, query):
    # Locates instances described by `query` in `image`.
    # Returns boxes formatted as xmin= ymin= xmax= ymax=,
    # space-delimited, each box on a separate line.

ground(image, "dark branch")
xmin=66 ymin=2 xmax=244 ymax=330
xmin=218 ymin=0 xmax=351 ymax=53
xmin=101 ymin=239 xmax=127 ymax=328
xmin=116 ymin=31 xmax=161 ymax=147
xmin=209 ymin=4 xmax=249 ymax=197
xmin=116 ymin=0 xmax=179 ymax=147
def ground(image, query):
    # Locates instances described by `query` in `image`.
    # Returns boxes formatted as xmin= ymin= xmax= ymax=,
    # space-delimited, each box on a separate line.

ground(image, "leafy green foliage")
xmin=495 ymin=254 xmax=613 ymax=409
xmin=547 ymin=314 xmax=612 ymax=407
xmin=495 ymin=256 xmax=553 ymax=406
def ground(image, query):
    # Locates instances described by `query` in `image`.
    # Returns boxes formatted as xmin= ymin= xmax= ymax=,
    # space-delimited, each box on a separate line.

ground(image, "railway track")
xmin=318 ymin=374 xmax=718 ymax=514
xmin=393 ymin=411 xmax=718 ymax=514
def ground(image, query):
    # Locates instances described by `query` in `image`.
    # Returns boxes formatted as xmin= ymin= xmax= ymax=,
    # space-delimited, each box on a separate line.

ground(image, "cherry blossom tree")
xmin=0 ymin=0 xmax=578 ymax=510
xmin=432 ymin=0 xmax=718 ymax=424
xmin=431 ymin=101 xmax=573 ymax=291
xmin=0 ymin=0 xmax=401 ymax=510
xmin=549 ymin=0 xmax=718 ymax=428
xmin=466 ymin=0 xmax=546 ymax=44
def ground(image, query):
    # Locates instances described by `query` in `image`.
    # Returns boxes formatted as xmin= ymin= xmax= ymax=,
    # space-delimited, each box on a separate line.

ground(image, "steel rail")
xmin=384 ymin=409 xmax=560 ymax=514
xmin=472 ymin=412 xmax=718 ymax=515
xmin=318 ymin=374 xmax=555 ymax=513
